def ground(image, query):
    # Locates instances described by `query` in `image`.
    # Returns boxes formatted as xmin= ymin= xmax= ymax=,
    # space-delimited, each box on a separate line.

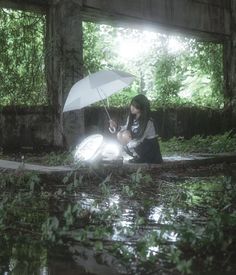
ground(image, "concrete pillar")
xmin=46 ymin=0 xmax=84 ymax=148
xmin=223 ymin=1 xmax=236 ymax=131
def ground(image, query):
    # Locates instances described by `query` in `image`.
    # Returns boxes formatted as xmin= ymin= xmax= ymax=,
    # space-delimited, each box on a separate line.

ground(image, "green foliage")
xmin=169 ymin=247 xmax=192 ymax=274
xmin=99 ymin=175 xmax=112 ymax=196
xmin=0 ymin=14 xmax=224 ymax=109
xmin=182 ymin=41 xmax=224 ymax=108
xmin=160 ymin=131 xmax=236 ymax=155
xmin=41 ymin=216 xmax=59 ymax=242
xmin=0 ymin=8 xmax=47 ymax=105
xmin=41 ymin=151 xmax=74 ymax=166
xmin=82 ymin=22 xmax=106 ymax=74
xmin=152 ymin=54 xmax=183 ymax=105
xmin=0 ymin=241 xmax=47 ymax=275
xmin=82 ymin=22 xmax=224 ymax=109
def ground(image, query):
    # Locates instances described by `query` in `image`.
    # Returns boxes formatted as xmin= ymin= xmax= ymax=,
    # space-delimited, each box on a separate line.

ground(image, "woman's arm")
xmin=109 ymin=117 xmax=129 ymax=133
xmin=126 ymin=120 xmax=157 ymax=149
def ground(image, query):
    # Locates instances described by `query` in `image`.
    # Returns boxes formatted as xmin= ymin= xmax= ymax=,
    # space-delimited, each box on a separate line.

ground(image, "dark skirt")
xmin=124 ymin=138 xmax=162 ymax=164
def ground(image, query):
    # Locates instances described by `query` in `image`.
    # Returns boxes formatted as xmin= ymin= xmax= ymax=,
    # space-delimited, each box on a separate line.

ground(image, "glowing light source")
xmin=101 ymin=142 xmax=121 ymax=160
xmin=74 ymin=134 xmax=103 ymax=162
xmin=74 ymin=134 xmax=121 ymax=163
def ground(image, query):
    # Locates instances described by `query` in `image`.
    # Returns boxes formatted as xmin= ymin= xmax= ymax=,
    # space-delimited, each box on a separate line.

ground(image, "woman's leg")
xmin=134 ymin=138 xmax=163 ymax=164
xmin=117 ymin=130 xmax=134 ymax=157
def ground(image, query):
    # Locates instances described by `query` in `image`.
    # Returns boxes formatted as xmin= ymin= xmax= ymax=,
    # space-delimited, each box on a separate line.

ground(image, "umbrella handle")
xmin=109 ymin=126 xmax=116 ymax=134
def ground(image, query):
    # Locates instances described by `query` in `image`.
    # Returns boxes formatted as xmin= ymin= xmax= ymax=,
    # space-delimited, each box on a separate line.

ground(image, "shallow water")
xmin=0 ymin=168 xmax=236 ymax=275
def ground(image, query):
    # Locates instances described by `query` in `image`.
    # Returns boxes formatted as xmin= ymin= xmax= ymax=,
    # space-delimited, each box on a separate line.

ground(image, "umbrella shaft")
xmin=97 ymin=88 xmax=111 ymax=121
xmin=104 ymin=104 xmax=111 ymax=120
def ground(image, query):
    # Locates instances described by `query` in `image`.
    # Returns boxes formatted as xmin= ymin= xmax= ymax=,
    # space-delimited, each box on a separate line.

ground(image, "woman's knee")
xmin=117 ymin=130 xmax=132 ymax=145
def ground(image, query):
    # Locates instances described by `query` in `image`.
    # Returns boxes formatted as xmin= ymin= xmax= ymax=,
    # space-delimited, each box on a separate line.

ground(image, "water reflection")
xmin=147 ymin=246 xmax=159 ymax=257
xmin=108 ymin=194 xmax=120 ymax=207
xmin=149 ymin=205 xmax=163 ymax=223
xmin=40 ymin=267 xmax=48 ymax=275
xmin=68 ymin=245 xmax=124 ymax=275
xmin=0 ymin=171 xmax=235 ymax=274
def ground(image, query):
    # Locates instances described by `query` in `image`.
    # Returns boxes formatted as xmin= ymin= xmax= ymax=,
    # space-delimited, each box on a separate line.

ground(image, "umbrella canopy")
xmin=63 ymin=69 xmax=135 ymax=113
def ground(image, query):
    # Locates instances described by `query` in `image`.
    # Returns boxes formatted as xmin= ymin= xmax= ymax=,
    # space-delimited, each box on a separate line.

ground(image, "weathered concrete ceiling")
xmin=0 ymin=0 xmax=231 ymax=39
xmin=0 ymin=0 xmax=48 ymax=12
xmin=81 ymin=0 xmax=231 ymax=40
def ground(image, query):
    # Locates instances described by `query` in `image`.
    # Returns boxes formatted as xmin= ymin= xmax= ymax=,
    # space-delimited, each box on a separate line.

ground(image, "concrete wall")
xmin=85 ymin=107 xmax=233 ymax=139
xmin=0 ymin=107 xmax=86 ymax=151
xmin=0 ymin=107 xmax=54 ymax=151
xmin=0 ymin=106 xmax=232 ymax=152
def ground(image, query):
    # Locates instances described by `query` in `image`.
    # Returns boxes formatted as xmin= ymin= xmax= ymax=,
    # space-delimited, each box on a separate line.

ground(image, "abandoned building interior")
xmin=1 ymin=2 xmax=236 ymax=275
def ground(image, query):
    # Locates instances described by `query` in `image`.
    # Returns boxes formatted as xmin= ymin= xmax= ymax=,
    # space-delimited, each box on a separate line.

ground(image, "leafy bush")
xmin=0 ymin=8 xmax=46 ymax=105
xmin=160 ymin=131 xmax=236 ymax=155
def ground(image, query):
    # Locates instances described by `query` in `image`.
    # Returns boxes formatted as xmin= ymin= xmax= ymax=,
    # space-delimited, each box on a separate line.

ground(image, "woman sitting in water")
xmin=109 ymin=94 xmax=163 ymax=164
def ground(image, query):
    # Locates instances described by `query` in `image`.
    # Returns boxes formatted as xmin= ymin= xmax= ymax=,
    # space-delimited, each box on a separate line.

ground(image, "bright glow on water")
xmin=147 ymin=246 xmax=160 ymax=257
xmin=40 ymin=267 xmax=48 ymax=275
xmin=108 ymin=194 xmax=120 ymax=207
xmin=149 ymin=206 xmax=163 ymax=223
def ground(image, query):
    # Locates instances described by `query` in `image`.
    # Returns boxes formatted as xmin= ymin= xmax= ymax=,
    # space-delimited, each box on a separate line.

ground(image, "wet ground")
xmin=0 ymin=161 xmax=236 ymax=275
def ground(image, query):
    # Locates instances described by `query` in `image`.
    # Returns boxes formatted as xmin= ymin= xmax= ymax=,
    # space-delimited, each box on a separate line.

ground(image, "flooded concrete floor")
xmin=0 ymin=164 xmax=236 ymax=274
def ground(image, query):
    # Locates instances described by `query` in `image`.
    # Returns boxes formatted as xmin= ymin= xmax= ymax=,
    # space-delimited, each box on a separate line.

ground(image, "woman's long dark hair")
xmin=127 ymin=94 xmax=151 ymax=139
